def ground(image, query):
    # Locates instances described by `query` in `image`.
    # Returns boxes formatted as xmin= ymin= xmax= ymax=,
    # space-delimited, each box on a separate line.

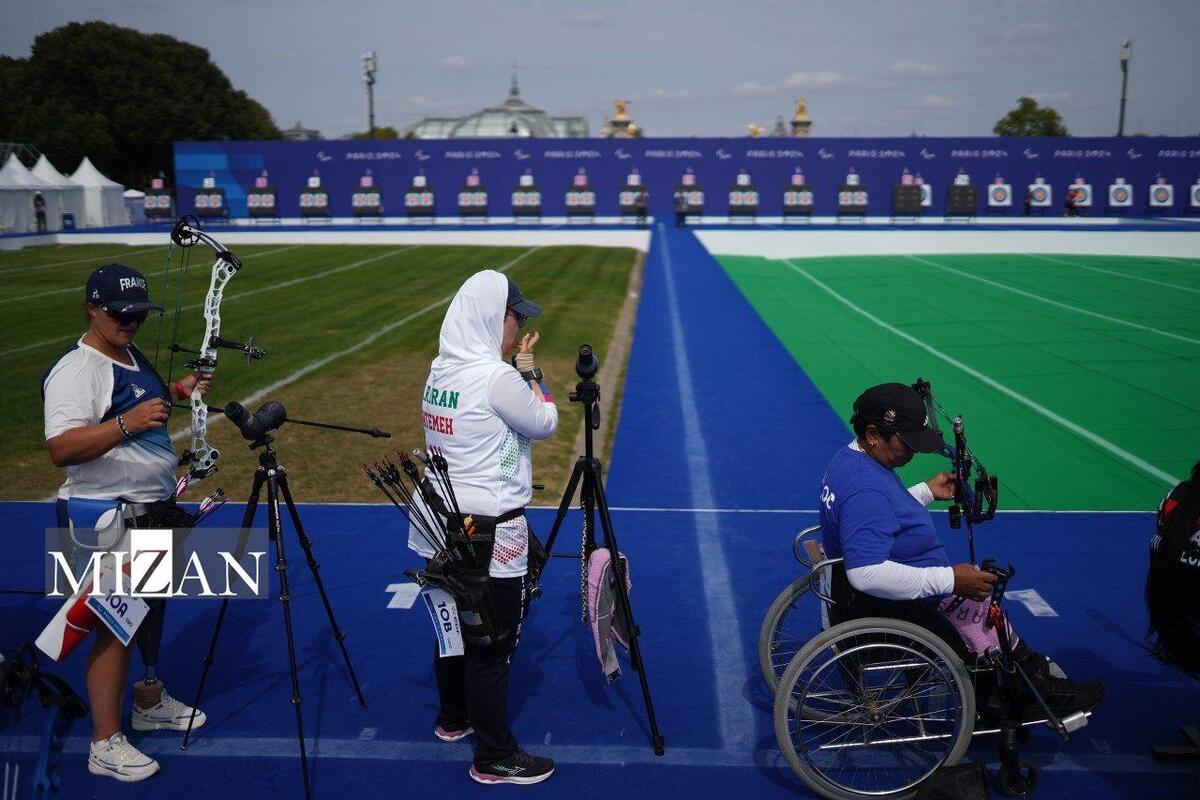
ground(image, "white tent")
xmin=123 ymin=188 xmax=147 ymax=225
xmin=0 ymin=154 xmax=65 ymax=234
xmin=31 ymin=154 xmax=86 ymax=229
xmin=70 ymin=157 xmax=126 ymax=228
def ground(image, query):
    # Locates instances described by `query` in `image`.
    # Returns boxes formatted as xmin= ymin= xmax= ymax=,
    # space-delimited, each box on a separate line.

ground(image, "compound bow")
xmin=912 ymin=378 xmax=999 ymax=563
xmin=155 ymin=217 xmax=265 ymax=493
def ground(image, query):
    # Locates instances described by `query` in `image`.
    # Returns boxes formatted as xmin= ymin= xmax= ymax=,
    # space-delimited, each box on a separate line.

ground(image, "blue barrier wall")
xmin=173 ymin=137 xmax=1200 ymax=219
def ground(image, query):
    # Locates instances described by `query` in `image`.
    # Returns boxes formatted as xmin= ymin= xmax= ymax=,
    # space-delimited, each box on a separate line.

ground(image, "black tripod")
xmin=541 ymin=345 xmax=665 ymax=756
xmin=181 ymin=438 xmax=367 ymax=799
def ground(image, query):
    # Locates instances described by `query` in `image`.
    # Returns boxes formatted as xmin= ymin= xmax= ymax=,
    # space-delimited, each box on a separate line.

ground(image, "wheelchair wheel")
xmin=758 ymin=577 xmax=825 ymax=692
xmin=774 ymin=617 xmax=975 ymax=800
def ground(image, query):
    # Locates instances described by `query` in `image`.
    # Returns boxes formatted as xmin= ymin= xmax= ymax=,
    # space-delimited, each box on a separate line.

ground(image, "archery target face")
xmin=248 ymin=194 xmax=261 ymax=208
xmin=1029 ymin=185 xmax=1051 ymax=206
xmin=686 ymin=191 xmax=704 ymax=207
xmin=1109 ymin=185 xmax=1132 ymax=206
xmin=300 ymin=193 xmax=313 ymax=207
xmin=785 ymin=190 xmax=814 ymax=206
xmin=988 ymin=184 xmax=1011 ymax=206
xmin=1073 ymin=184 xmax=1092 ymax=206
xmin=1191 ymin=184 xmax=1200 ymax=207
xmin=406 ymin=192 xmax=434 ymax=207
xmin=314 ymin=193 xmax=328 ymax=208
xmin=1150 ymin=185 xmax=1173 ymax=206
xmin=619 ymin=191 xmax=637 ymax=206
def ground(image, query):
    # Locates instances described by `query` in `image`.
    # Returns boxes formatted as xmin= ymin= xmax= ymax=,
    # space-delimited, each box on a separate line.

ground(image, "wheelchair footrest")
xmin=1059 ymin=710 xmax=1089 ymax=733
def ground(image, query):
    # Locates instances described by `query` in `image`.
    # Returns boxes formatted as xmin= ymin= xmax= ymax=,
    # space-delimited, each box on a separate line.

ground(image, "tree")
xmin=0 ymin=22 xmax=281 ymax=188
xmin=349 ymin=126 xmax=400 ymax=139
xmin=993 ymin=97 xmax=1069 ymax=137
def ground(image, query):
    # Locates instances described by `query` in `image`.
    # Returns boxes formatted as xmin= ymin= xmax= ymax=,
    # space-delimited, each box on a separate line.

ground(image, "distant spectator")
xmin=1064 ymin=188 xmax=1081 ymax=217
xmin=33 ymin=191 xmax=47 ymax=233
xmin=673 ymin=189 xmax=687 ymax=227
xmin=635 ymin=189 xmax=648 ymax=226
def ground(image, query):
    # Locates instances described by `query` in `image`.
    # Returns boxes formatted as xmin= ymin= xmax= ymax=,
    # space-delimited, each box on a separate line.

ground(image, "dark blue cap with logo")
xmin=85 ymin=264 xmax=165 ymax=315
xmin=506 ymin=277 xmax=543 ymax=319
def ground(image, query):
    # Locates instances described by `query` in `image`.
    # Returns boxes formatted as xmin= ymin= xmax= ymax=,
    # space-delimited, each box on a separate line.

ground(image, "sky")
xmin=3 ymin=0 xmax=1199 ymax=139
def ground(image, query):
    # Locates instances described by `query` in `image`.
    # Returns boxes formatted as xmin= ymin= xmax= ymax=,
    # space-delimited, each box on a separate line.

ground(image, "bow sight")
xmin=911 ymin=378 xmax=999 ymax=563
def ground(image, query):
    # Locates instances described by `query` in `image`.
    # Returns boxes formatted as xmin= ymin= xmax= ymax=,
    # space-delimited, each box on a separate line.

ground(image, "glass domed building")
xmin=402 ymin=75 xmax=588 ymax=139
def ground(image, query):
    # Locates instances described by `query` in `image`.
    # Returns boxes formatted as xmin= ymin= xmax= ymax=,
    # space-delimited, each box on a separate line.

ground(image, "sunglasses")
xmin=105 ymin=309 xmax=148 ymax=326
xmin=506 ymin=309 xmax=528 ymax=329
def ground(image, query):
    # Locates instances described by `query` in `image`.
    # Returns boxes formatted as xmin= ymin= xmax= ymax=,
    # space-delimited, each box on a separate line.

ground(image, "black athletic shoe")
xmin=469 ymin=750 xmax=555 ymax=785
xmin=1019 ymin=654 xmax=1106 ymax=718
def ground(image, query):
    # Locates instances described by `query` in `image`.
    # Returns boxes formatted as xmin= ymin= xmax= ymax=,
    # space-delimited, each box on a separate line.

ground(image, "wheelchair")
xmin=761 ymin=526 xmax=1093 ymax=800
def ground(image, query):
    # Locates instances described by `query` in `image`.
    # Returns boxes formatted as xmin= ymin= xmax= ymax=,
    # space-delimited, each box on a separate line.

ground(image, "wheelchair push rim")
xmin=759 ymin=576 xmax=824 ymax=692
xmin=774 ymin=617 xmax=975 ymax=800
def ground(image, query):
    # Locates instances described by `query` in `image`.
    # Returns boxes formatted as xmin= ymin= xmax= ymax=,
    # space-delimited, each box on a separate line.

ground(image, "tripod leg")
xmin=267 ymin=472 xmax=312 ymax=799
xmin=590 ymin=464 xmax=666 ymax=756
xmin=540 ymin=457 xmax=586 ymax=557
xmin=276 ymin=470 xmax=368 ymax=709
xmin=182 ymin=469 xmax=265 ymax=750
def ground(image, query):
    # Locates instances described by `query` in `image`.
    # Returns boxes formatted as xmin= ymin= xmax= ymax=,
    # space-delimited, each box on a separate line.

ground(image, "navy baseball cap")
xmin=506 ymin=277 xmax=543 ymax=319
xmin=85 ymin=264 xmax=164 ymax=315
xmin=852 ymin=383 xmax=945 ymax=454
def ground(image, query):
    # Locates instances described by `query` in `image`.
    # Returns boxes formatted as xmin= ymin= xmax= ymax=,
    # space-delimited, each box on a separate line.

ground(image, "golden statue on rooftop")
xmin=613 ymin=99 xmax=630 ymax=121
xmin=791 ymin=97 xmax=812 ymax=137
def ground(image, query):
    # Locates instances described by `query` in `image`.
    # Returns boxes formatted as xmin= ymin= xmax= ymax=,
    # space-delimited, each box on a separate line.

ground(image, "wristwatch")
xmin=521 ymin=368 xmax=544 ymax=383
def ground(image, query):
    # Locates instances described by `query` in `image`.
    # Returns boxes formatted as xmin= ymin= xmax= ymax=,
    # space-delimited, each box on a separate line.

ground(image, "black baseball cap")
xmin=852 ymin=382 xmax=945 ymax=454
xmin=505 ymin=277 xmax=543 ymax=319
xmin=85 ymin=264 xmax=164 ymax=315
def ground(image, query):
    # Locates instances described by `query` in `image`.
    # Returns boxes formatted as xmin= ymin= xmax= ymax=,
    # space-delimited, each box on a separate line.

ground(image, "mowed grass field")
xmin=0 ymin=243 xmax=639 ymax=502
xmin=718 ymin=251 xmax=1200 ymax=511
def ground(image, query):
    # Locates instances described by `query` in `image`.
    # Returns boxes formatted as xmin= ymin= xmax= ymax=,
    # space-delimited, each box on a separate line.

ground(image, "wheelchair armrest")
xmin=792 ymin=525 xmax=823 ymax=567
xmin=808 ymin=557 xmax=843 ymax=607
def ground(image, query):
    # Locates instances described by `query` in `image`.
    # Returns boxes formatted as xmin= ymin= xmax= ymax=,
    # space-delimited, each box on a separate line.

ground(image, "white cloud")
xmin=986 ymin=23 xmax=1065 ymax=43
xmin=783 ymin=71 xmax=854 ymax=88
xmin=887 ymin=60 xmax=954 ymax=78
xmin=437 ymin=54 xmax=472 ymax=71
xmin=918 ymin=94 xmax=959 ymax=110
xmin=733 ymin=81 xmax=778 ymax=97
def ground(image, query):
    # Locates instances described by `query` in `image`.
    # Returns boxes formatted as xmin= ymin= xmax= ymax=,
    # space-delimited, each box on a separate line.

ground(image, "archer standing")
xmin=42 ymin=264 xmax=209 ymax=782
xmin=408 ymin=270 xmax=558 ymax=785
xmin=33 ymin=191 xmax=47 ymax=233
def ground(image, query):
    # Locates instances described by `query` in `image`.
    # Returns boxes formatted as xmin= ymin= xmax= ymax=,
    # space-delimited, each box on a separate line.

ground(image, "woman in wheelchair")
xmin=818 ymin=382 xmax=1104 ymax=719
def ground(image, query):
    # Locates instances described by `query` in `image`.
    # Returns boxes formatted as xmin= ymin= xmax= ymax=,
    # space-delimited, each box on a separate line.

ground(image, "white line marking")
xmin=1 ymin=735 xmax=1192 ymax=774
xmin=0 ymin=246 xmax=415 ymax=359
xmin=784 ymin=259 xmax=1179 ymax=487
xmin=168 ymin=248 xmax=540 ymax=447
xmin=906 ymin=254 xmax=1200 ymax=347
xmin=1026 ymin=252 xmax=1200 ymax=296
xmin=1006 ymin=589 xmax=1058 ymax=617
xmin=3 ymin=245 xmax=302 ymax=303
xmin=0 ymin=498 xmax=1158 ymax=513
xmin=385 ymin=583 xmax=420 ymax=609
xmin=0 ymin=248 xmax=152 ymax=274
xmin=659 ymin=224 xmax=755 ymax=747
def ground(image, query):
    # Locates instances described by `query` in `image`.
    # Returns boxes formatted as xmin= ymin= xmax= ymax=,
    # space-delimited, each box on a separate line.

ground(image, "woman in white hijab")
xmin=410 ymin=269 xmax=558 ymax=785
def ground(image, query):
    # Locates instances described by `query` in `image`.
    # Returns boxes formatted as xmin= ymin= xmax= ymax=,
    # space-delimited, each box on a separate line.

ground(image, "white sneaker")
xmin=88 ymin=732 xmax=160 ymax=782
xmin=132 ymin=689 xmax=207 ymax=732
